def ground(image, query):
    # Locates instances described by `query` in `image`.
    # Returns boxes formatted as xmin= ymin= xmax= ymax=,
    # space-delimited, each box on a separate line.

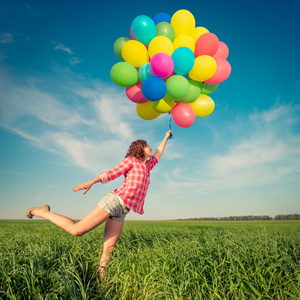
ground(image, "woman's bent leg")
xmin=31 ymin=206 xmax=110 ymax=236
xmin=99 ymin=218 xmax=124 ymax=281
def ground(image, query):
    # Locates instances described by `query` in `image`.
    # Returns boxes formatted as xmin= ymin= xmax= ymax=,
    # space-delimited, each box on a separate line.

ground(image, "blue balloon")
xmin=131 ymin=15 xmax=156 ymax=46
xmin=142 ymin=77 xmax=167 ymax=101
xmin=153 ymin=12 xmax=171 ymax=24
xmin=139 ymin=63 xmax=154 ymax=83
xmin=172 ymin=47 xmax=195 ymax=76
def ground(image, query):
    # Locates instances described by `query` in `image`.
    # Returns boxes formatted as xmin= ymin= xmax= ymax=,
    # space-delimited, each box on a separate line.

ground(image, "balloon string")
xmin=168 ymin=112 xmax=172 ymax=139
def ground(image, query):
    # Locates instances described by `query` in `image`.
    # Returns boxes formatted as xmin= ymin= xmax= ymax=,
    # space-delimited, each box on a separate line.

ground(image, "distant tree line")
xmin=175 ymin=214 xmax=300 ymax=221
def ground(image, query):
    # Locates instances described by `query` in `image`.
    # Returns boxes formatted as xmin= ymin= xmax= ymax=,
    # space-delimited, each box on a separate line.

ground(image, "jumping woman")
xmin=26 ymin=130 xmax=173 ymax=281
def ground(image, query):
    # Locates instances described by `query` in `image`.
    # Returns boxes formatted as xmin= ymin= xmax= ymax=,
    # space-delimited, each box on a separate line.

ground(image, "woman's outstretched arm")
xmin=72 ymin=176 xmax=102 ymax=195
xmin=153 ymin=130 xmax=173 ymax=161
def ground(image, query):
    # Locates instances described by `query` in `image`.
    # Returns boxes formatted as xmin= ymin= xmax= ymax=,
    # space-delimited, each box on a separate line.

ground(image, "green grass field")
xmin=0 ymin=220 xmax=299 ymax=299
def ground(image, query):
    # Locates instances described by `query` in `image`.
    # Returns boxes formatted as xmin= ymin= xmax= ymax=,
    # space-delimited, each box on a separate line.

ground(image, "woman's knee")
xmin=68 ymin=226 xmax=85 ymax=236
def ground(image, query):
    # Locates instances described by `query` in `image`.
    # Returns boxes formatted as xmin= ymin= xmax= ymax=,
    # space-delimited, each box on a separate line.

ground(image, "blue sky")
xmin=0 ymin=0 xmax=299 ymax=220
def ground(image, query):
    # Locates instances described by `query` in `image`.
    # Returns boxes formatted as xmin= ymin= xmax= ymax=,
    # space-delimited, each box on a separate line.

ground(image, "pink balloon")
xmin=213 ymin=42 xmax=229 ymax=60
xmin=130 ymin=26 xmax=137 ymax=40
xmin=171 ymin=103 xmax=195 ymax=128
xmin=205 ymin=58 xmax=231 ymax=84
xmin=150 ymin=53 xmax=174 ymax=78
xmin=126 ymin=81 xmax=148 ymax=103
xmin=195 ymin=33 xmax=219 ymax=57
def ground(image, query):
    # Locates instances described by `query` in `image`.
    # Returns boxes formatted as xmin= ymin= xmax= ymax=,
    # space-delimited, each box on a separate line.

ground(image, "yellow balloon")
xmin=171 ymin=9 xmax=195 ymax=37
xmin=122 ymin=40 xmax=149 ymax=68
xmin=148 ymin=36 xmax=174 ymax=58
xmin=136 ymin=101 xmax=161 ymax=120
xmin=188 ymin=94 xmax=215 ymax=117
xmin=151 ymin=95 xmax=175 ymax=113
xmin=189 ymin=55 xmax=217 ymax=82
xmin=173 ymin=34 xmax=195 ymax=52
xmin=191 ymin=27 xmax=209 ymax=42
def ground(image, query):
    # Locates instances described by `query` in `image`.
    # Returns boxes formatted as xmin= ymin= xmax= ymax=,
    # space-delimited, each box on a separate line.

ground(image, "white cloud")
xmin=54 ymin=43 xmax=74 ymax=55
xmin=162 ymin=103 xmax=300 ymax=193
xmin=0 ymin=73 xmax=166 ymax=173
xmin=0 ymin=33 xmax=13 ymax=44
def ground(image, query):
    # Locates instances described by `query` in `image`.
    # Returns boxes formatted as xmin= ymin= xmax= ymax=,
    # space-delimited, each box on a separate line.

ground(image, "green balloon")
xmin=110 ymin=62 xmax=139 ymax=87
xmin=166 ymin=75 xmax=189 ymax=100
xmin=114 ymin=37 xmax=130 ymax=61
xmin=156 ymin=22 xmax=175 ymax=42
xmin=199 ymin=82 xmax=219 ymax=95
xmin=180 ymin=80 xmax=201 ymax=103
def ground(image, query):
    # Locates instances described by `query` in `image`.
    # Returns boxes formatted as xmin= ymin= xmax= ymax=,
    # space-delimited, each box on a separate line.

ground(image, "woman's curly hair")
xmin=125 ymin=140 xmax=148 ymax=161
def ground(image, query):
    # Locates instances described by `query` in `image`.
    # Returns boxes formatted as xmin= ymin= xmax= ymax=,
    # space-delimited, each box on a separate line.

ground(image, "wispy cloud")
xmin=0 ymin=33 xmax=14 ymax=44
xmin=54 ymin=43 xmax=74 ymax=55
xmin=52 ymin=41 xmax=83 ymax=66
xmin=161 ymin=102 xmax=300 ymax=194
xmin=0 ymin=72 xmax=158 ymax=173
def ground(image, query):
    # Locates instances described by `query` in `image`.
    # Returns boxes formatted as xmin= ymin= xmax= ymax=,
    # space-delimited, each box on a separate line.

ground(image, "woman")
xmin=26 ymin=130 xmax=173 ymax=281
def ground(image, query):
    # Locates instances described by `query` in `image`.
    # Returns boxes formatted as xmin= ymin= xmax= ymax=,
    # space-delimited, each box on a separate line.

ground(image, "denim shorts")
xmin=97 ymin=193 xmax=130 ymax=223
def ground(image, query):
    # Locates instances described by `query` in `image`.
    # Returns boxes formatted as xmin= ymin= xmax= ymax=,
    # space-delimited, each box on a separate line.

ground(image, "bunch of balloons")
xmin=110 ymin=9 xmax=231 ymax=128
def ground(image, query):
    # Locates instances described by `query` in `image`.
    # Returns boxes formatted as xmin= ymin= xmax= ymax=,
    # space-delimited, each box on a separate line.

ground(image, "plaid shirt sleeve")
xmin=99 ymin=157 xmax=133 ymax=183
xmin=146 ymin=156 xmax=158 ymax=171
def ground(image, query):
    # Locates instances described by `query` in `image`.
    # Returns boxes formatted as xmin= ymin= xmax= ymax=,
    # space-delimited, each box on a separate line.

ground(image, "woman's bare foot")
xmin=26 ymin=205 xmax=50 ymax=219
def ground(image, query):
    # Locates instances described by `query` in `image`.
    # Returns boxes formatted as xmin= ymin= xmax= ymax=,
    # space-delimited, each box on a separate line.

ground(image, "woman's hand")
xmin=165 ymin=130 xmax=173 ymax=139
xmin=72 ymin=181 xmax=93 ymax=195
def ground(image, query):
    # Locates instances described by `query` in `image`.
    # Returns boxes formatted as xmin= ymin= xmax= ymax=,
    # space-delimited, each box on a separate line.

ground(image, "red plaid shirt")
xmin=99 ymin=156 xmax=158 ymax=214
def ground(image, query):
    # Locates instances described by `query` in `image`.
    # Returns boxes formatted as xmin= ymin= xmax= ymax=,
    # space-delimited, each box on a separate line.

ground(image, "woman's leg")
xmin=99 ymin=218 xmax=124 ymax=281
xmin=30 ymin=206 xmax=110 ymax=236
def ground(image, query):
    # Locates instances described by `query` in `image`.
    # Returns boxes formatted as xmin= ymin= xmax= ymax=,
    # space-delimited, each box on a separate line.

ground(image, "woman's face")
xmin=144 ymin=144 xmax=152 ymax=158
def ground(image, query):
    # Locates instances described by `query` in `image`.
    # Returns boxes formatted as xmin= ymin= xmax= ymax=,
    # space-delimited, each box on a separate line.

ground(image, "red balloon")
xmin=195 ymin=33 xmax=219 ymax=57
xmin=171 ymin=103 xmax=195 ymax=128
xmin=126 ymin=81 xmax=148 ymax=103
xmin=213 ymin=41 xmax=229 ymax=60
xmin=205 ymin=58 xmax=231 ymax=84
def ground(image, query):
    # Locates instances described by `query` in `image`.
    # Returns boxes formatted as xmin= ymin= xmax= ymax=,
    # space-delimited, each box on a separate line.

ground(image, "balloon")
xmin=191 ymin=27 xmax=209 ymax=42
xmin=179 ymin=80 xmax=201 ymax=103
xmin=172 ymin=47 xmax=195 ymax=75
xmin=205 ymin=58 xmax=231 ymax=84
xmin=122 ymin=40 xmax=149 ymax=68
xmin=166 ymin=75 xmax=189 ymax=99
xmin=188 ymin=94 xmax=215 ymax=117
xmin=126 ymin=81 xmax=148 ymax=104
xmin=150 ymin=53 xmax=174 ymax=78
xmin=213 ymin=41 xmax=229 ymax=60
xmin=153 ymin=12 xmax=171 ymax=24
xmin=142 ymin=76 xmax=167 ymax=101
xmin=114 ymin=37 xmax=130 ymax=61
xmin=171 ymin=103 xmax=195 ymax=127
xmin=130 ymin=27 xmax=137 ymax=40
xmin=136 ymin=101 xmax=161 ymax=120
xmin=151 ymin=95 xmax=175 ymax=113
xmin=171 ymin=9 xmax=195 ymax=37
xmin=199 ymin=82 xmax=219 ymax=95
xmin=110 ymin=9 xmax=232 ymax=125
xmin=110 ymin=62 xmax=139 ymax=87
xmin=195 ymin=33 xmax=219 ymax=57
xmin=148 ymin=36 xmax=173 ymax=58
xmin=189 ymin=55 xmax=217 ymax=82
xmin=139 ymin=62 xmax=154 ymax=83
xmin=155 ymin=22 xmax=175 ymax=42
xmin=131 ymin=15 xmax=156 ymax=46
xmin=173 ymin=34 xmax=195 ymax=52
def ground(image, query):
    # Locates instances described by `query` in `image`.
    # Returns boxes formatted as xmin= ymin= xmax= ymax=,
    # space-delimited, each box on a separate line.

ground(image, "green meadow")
xmin=0 ymin=220 xmax=299 ymax=299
